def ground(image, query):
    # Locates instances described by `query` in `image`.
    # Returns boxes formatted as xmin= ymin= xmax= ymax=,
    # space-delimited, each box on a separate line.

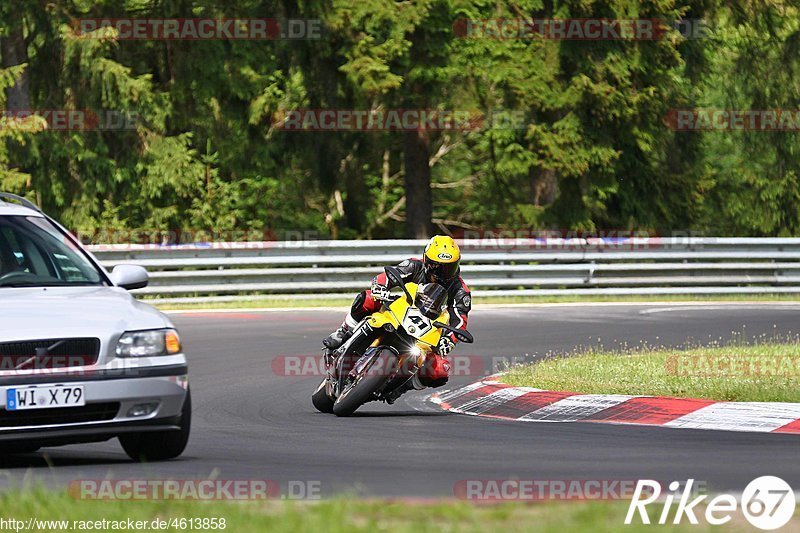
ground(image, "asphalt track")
xmin=2 ymin=303 xmax=800 ymax=497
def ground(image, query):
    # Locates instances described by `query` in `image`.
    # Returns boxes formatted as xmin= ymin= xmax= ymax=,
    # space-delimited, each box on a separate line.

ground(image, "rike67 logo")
xmin=626 ymin=477 xmax=796 ymax=530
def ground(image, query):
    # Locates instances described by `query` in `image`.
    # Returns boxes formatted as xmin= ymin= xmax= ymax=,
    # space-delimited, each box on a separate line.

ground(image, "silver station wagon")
xmin=0 ymin=193 xmax=190 ymax=461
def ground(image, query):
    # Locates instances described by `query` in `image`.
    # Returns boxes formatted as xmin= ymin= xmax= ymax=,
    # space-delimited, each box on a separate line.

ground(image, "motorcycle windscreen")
xmin=414 ymin=283 xmax=447 ymax=319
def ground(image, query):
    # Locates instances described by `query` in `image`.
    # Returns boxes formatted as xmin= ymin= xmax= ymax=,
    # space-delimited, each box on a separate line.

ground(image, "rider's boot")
xmin=322 ymin=313 xmax=359 ymax=349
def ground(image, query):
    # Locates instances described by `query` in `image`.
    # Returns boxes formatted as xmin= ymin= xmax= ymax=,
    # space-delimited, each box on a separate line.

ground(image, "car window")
xmin=0 ymin=216 xmax=104 ymax=287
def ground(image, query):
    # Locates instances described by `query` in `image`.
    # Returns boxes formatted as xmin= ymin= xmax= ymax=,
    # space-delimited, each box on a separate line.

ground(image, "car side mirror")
xmin=110 ymin=264 xmax=149 ymax=290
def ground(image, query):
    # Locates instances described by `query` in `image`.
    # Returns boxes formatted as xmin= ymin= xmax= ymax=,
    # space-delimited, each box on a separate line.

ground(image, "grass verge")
xmin=0 ymin=489 xmax=763 ymax=532
xmin=149 ymin=293 xmax=800 ymax=311
xmin=503 ymin=342 xmax=800 ymax=402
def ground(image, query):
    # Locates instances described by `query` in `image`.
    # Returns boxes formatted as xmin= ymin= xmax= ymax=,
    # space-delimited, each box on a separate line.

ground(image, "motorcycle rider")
xmin=323 ymin=235 xmax=471 ymax=391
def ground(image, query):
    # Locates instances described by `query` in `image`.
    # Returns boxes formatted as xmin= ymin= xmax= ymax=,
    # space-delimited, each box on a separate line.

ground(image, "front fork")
xmin=324 ymin=320 xmax=377 ymax=397
xmin=322 ymin=349 xmax=336 ymax=398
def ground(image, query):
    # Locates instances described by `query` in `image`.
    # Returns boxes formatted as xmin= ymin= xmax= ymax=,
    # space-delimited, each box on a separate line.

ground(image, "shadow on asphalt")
xmin=341 ymin=410 xmax=451 ymax=418
xmin=0 ymin=452 xmax=135 ymax=468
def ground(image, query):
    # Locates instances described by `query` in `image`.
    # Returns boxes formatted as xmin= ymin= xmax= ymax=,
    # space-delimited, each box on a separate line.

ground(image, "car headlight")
xmin=116 ymin=329 xmax=182 ymax=357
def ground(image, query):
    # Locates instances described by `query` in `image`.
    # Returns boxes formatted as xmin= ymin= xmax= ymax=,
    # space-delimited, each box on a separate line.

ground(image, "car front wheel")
xmin=120 ymin=389 xmax=191 ymax=462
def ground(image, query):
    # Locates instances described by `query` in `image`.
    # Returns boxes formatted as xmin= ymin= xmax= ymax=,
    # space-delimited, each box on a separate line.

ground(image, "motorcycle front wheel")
xmin=311 ymin=379 xmax=335 ymax=413
xmin=333 ymin=349 xmax=396 ymax=417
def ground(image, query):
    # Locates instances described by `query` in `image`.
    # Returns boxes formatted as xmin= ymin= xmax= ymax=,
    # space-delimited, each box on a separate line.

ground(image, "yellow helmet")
xmin=423 ymin=235 xmax=461 ymax=283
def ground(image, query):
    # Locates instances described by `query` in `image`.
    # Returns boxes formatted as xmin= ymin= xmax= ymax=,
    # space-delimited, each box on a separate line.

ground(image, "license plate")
xmin=5 ymin=385 xmax=85 ymax=411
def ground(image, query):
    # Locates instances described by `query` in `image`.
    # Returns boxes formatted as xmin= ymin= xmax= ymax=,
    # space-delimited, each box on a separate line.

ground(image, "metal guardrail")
xmin=86 ymin=238 xmax=800 ymax=303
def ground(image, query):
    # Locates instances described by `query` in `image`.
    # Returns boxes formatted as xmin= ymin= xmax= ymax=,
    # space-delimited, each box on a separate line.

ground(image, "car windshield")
xmin=0 ymin=215 xmax=104 ymax=288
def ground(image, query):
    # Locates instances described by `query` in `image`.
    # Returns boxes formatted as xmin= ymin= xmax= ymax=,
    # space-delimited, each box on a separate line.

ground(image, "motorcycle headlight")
xmin=116 ymin=329 xmax=182 ymax=357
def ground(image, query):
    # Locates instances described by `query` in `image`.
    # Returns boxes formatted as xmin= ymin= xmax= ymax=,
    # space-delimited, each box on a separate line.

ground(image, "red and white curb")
xmin=430 ymin=379 xmax=800 ymax=434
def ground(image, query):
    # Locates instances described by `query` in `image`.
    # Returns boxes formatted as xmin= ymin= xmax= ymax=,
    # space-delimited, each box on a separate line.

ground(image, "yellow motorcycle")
xmin=312 ymin=266 xmax=474 ymax=417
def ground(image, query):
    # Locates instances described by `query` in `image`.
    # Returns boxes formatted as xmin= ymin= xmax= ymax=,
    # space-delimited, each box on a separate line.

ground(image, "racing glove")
xmin=371 ymin=282 xmax=391 ymax=303
xmin=437 ymin=336 xmax=455 ymax=356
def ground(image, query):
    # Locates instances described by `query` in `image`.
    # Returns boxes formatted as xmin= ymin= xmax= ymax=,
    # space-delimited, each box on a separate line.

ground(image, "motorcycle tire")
xmin=333 ymin=349 xmax=396 ymax=417
xmin=311 ymin=379 xmax=335 ymax=413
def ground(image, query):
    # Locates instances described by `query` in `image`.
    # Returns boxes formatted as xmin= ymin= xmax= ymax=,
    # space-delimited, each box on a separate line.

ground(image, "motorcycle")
xmin=312 ymin=266 xmax=474 ymax=417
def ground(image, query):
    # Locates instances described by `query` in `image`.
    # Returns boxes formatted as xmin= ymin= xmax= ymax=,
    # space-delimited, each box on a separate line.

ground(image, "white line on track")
xmin=163 ymin=306 xmax=349 ymax=314
xmin=518 ymin=394 xmax=634 ymax=422
xmin=456 ymin=388 xmax=532 ymax=415
xmin=664 ymin=402 xmax=800 ymax=432
xmin=163 ymin=301 xmax=800 ymax=315
xmin=640 ymin=304 xmax=800 ymax=314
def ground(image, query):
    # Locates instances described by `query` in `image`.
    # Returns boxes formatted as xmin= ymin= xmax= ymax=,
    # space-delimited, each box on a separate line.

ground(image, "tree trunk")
xmin=403 ymin=128 xmax=433 ymax=238
xmin=530 ymin=168 xmax=557 ymax=206
xmin=1 ymin=20 xmax=30 ymax=111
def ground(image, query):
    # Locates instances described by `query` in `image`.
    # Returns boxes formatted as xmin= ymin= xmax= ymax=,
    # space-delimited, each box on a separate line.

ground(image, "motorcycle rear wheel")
xmin=333 ymin=350 xmax=396 ymax=417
